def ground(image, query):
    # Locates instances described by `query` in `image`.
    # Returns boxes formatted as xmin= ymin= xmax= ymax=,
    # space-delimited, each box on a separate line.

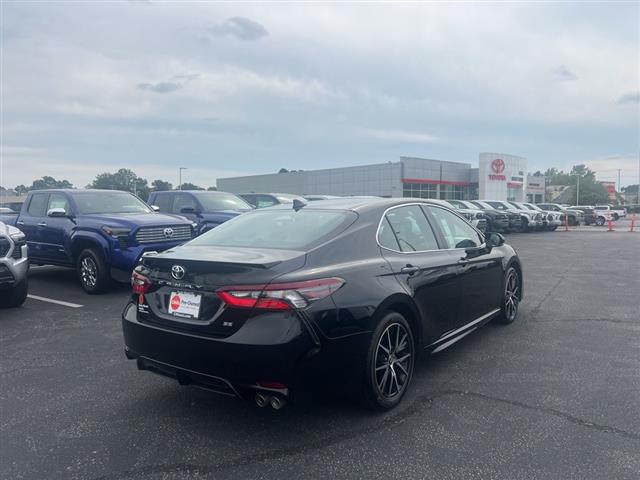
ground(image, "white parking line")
xmin=27 ymin=295 xmax=84 ymax=308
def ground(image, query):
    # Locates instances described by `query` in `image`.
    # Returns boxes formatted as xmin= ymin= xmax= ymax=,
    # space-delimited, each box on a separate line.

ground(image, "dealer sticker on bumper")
xmin=169 ymin=291 xmax=202 ymax=319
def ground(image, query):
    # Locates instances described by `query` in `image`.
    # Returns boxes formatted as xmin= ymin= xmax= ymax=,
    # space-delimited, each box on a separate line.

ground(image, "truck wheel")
xmin=0 ymin=278 xmax=28 ymax=308
xmin=77 ymin=248 xmax=111 ymax=294
xmin=612 ymin=213 xmax=619 ymax=221
xmin=595 ymin=216 xmax=605 ymax=226
xmin=518 ymin=219 xmax=529 ymax=233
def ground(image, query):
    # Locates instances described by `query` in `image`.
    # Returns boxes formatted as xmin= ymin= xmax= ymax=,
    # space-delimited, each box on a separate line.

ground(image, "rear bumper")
xmin=121 ymin=303 xmax=366 ymax=399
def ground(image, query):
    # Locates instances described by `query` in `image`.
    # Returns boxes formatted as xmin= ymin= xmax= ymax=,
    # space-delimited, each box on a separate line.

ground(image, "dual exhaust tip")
xmin=255 ymin=392 xmax=286 ymax=410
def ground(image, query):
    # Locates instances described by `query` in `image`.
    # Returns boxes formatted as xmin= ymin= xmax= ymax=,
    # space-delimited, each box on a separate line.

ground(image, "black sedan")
xmin=122 ymin=198 xmax=523 ymax=410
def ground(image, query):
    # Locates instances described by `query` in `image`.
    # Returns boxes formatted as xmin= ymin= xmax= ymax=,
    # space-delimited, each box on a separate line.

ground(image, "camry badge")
xmin=171 ymin=265 xmax=185 ymax=280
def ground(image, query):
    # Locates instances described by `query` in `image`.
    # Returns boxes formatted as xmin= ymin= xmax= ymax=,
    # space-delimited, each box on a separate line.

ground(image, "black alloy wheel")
xmin=495 ymin=267 xmax=520 ymax=324
xmin=77 ymin=248 xmax=110 ymax=294
xmin=362 ymin=312 xmax=415 ymax=410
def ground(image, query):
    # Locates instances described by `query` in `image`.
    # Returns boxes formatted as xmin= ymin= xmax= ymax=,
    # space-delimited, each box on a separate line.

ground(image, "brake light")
xmin=131 ymin=270 xmax=151 ymax=295
xmin=217 ymin=277 xmax=345 ymax=311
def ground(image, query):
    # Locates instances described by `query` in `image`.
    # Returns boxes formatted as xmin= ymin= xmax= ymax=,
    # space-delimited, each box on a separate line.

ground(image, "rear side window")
xmin=429 ymin=206 xmax=482 ymax=249
xmin=153 ymin=194 xmax=172 ymax=212
xmin=190 ymin=209 xmax=357 ymax=250
xmin=27 ymin=194 xmax=48 ymax=217
xmin=172 ymin=194 xmax=197 ymax=214
xmin=377 ymin=217 xmax=400 ymax=251
xmin=383 ymin=205 xmax=438 ymax=252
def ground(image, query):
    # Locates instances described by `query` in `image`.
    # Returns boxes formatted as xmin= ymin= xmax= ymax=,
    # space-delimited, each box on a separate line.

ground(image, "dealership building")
xmin=217 ymin=152 xmax=545 ymax=202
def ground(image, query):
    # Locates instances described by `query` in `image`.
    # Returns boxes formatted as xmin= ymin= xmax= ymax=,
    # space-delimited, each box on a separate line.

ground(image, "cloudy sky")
xmin=1 ymin=1 xmax=638 ymax=189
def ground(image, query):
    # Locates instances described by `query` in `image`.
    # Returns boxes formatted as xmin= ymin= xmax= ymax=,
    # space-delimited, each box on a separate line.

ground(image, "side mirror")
xmin=487 ymin=232 xmax=505 ymax=248
xmin=150 ymin=205 xmax=160 ymax=212
xmin=47 ymin=208 xmax=68 ymax=218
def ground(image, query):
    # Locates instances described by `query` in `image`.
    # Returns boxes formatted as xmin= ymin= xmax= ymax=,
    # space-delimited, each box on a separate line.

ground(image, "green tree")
xmin=89 ymin=168 xmax=150 ymax=200
xmin=28 ymin=176 xmax=73 ymax=190
xmin=574 ymin=179 xmax=608 ymax=205
xmin=178 ymin=182 xmax=204 ymax=191
xmin=207 ymin=186 xmax=218 ymax=191
xmin=278 ymin=168 xmax=289 ymax=173
xmin=14 ymin=185 xmax=28 ymax=195
xmin=151 ymin=179 xmax=172 ymax=192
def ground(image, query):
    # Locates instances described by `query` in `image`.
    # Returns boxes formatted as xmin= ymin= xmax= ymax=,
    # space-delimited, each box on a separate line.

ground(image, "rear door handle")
xmin=16 ymin=221 xmax=25 ymax=226
xmin=37 ymin=222 xmax=47 ymax=227
xmin=400 ymin=265 xmax=420 ymax=275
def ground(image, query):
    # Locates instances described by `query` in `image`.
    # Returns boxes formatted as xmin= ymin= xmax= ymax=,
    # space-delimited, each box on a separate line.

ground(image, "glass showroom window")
xmin=403 ymin=183 xmax=437 ymax=198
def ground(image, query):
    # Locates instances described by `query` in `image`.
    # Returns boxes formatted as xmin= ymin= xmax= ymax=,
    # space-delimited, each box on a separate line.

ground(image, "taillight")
xmin=131 ymin=269 xmax=151 ymax=295
xmin=217 ymin=277 xmax=345 ymax=311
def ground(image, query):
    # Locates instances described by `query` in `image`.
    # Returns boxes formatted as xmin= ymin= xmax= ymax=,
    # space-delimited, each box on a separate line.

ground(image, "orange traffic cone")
xmin=630 ymin=213 xmax=637 ymax=232
xmin=607 ymin=215 xmax=614 ymax=232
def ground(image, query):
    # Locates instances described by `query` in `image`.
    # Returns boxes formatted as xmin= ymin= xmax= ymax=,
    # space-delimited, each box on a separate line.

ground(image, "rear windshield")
xmin=274 ymin=193 xmax=306 ymax=203
xmin=71 ymin=192 xmax=152 ymax=214
xmin=189 ymin=209 xmax=357 ymax=250
xmin=194 ymin=192 xmax=252 ymax=211
xmin=485 ymin=201 xmax=510 ymax=210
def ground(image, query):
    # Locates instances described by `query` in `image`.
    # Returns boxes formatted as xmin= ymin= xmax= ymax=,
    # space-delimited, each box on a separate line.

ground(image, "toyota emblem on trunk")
xmin=163 ymin=227 xmax=174 ymax=238
xmin=171 ymin=265 xmax=185 ymax=280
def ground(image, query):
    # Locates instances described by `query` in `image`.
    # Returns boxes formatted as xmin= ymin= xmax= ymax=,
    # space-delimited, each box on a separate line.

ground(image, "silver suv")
xmin=0 ymin=221 xmax=29 ymax=308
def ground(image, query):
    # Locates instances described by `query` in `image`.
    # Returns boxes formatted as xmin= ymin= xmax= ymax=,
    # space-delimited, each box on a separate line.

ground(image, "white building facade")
xmin=478 ymin=152 xmax=528 ymax=201
xmin=218 ymin=152 xmax=541 ymax=202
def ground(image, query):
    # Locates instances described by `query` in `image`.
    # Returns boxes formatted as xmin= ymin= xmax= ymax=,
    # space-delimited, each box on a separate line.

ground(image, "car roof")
xmin=24 ymin=189 xmax=132 ymax=194
xmin=264 ymin=197 xmax=456 ymax=213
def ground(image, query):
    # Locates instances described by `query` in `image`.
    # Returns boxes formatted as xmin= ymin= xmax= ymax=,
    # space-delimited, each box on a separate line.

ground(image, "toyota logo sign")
xmin=163 ymin=227 xmax=174 ymax=238
xmin=171 ymin=265 xmax=185 ymax=280
xmin=491 ymin=158 xmax=505 ymax=174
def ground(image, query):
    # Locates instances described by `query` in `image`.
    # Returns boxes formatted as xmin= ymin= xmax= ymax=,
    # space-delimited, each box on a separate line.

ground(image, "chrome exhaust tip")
xmin=255 ymin=393 xmax=270 ymax=407
xmin=270 ymin=396 xmax=286 ymax=410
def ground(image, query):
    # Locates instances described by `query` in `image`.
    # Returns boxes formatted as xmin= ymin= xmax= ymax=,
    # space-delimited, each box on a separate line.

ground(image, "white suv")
xmin=0 ymin=221 xmax=29 ymax=308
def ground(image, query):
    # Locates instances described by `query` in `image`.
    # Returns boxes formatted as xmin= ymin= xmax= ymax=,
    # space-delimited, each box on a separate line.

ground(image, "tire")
xmin=494 ymin=267 xmax=520 ymax=325
xmin=595 ymin=216 xmax=605 ymax=227
xmin=548 ymin=226 xmax=557 ymax=231
xmin=361 ymin=312 xmax=415 ymax=411
xmin=76 ymin=248 xmax=111 ymax=294
xmin=612 ymin=213 xmax=619 ymax=221
xmin=0 ymin=278 xmax=28 ymax=308
xmin=519 ymin=219 xmax=529 ymax=233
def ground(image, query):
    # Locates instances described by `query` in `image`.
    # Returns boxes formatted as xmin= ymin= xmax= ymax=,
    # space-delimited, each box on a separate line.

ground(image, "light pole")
xmin=179 ymin=167 xmax=187 ymax=190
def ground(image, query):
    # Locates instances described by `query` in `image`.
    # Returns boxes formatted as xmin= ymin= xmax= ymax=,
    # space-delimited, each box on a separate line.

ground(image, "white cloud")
xmin=358 ymin=128 xmax=439 ymax=144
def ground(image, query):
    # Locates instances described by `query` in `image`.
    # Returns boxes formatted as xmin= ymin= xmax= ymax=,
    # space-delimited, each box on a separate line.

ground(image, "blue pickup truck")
xmin=147 ymin=190 xmax=252 ymax=236
xmin=0 ymin=189 xmax=194 ymax=293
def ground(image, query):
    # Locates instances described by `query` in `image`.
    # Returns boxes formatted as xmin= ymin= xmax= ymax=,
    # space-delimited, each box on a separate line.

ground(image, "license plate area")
xmin=168 ymin=291 xmax=202 ymax=319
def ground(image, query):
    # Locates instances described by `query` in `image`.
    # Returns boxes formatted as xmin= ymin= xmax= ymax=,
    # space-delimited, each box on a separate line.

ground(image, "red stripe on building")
xmin=507 ymin=182 xmax=523 ymax=188
xmin=402 ymin=178 xmax=470 ymax=186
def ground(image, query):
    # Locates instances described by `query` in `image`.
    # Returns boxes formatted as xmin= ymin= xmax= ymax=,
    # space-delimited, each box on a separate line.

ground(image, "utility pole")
xmin=617 ymin=169 xmax=621 ymax=199
xmin=576 ymin=174 xmax=580 ymax=205
xmin=179 ymin=167 xmax=187 ymax=190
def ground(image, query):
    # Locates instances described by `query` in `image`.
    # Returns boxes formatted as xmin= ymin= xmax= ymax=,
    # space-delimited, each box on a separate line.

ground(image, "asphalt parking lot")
xmin=1 ymin=229 xmax=639 ymax=480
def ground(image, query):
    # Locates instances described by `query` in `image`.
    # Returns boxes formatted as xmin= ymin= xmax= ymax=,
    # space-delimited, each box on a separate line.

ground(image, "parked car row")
xmin=538 ymin=203 xmax=627 ymax=226
xmin=0 ymin=187 xmax=627 ymax=299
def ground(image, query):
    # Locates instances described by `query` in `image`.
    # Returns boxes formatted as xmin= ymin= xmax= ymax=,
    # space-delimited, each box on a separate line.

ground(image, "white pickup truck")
xmin=593 ymin=205 xmax=627 ymax=221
